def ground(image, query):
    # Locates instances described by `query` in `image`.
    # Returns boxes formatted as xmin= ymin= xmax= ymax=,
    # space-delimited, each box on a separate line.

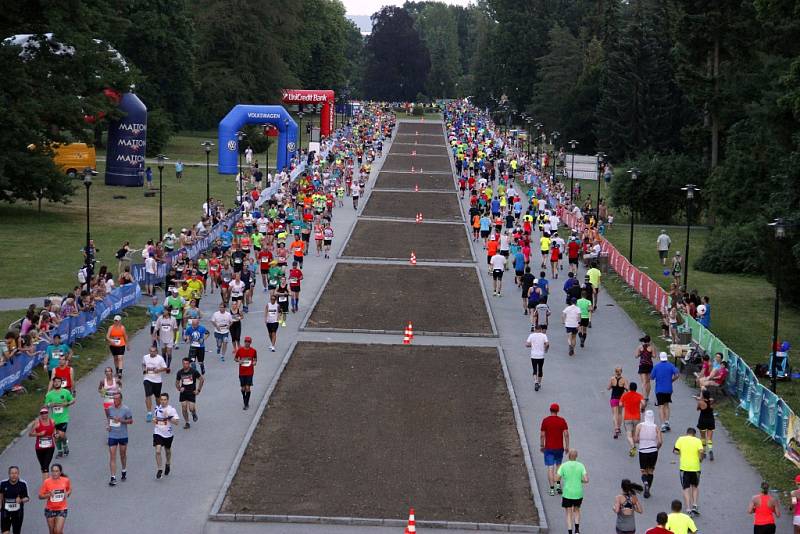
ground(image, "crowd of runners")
xmin=445 ymin=101 xmax=792 ymax=534
xmin=0 ymin=104 xmax=394 ymax=534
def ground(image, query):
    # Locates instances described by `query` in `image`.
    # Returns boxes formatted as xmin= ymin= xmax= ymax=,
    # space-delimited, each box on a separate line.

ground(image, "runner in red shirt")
xmin=567 ymin=238 xmax=580 ymax=275
xmin=257 ymin=248 xmax=273 ymax=289
xmin=288 ymin=262 xmax=303 ymax=313
xmin=234 ymin=336 xmax=257 ymax=410
xmin=540 ymin=403 xmax=570 ymax=496
xmin=644 ymin=512 xmax=671 ymax=534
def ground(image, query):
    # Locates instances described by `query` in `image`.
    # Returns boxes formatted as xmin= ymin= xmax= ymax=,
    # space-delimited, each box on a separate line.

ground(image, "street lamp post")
xmin=83 ymin=167 xmax=96 ymax=268
xmin=627 ymin=168 xmax=639 ymax=263
xmin=550 ymin=131 xmax=560 ymax=182
xmin=297 ymin=111 xmax=305 ymax=154
xmin=236 ymin=131 xmax=246 ymax=206
xmin=535 ymin=123 xmax=543 ymax=156
xmin=680 ymin=184 xmax=700 ymax=289
xmin=525 ymin=117 xmax=534 ymax=155
xmin=156 ymin=154 xmax=168 ymax=239
xmin=596 ymin=152 xmax=606 ymax=220
xmin=201 ymin=141 xmax=214 ymax=218
xmin=768 ymin=218 xmax=786 ymax=393
xmin=568 ymin=139 xmax=579 ymax=204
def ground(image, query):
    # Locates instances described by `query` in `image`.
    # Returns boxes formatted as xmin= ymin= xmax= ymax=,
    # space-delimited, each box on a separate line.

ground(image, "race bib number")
xmin=161 ymin=324 xmax=171 ymax=331
xmin=182 ymin=377 xmax=194 ymax=386
xmin=50 ymin=490 xmax=65 ymax=503
xmin=146 ymin=366 xmax=157 ymax=374
xmin=156 ymin=419 xmax=168 ymax=426
xmin=150 ymin=321 xmax=156 ymax=328
xmin=241 ymin=359 xmax=252 ymax=367
xmin=109 ymin=418 xmax=121 ymax=428
xmin=4 ymin=501 xmax=20 ymax=512
xmin=52 ymin=406 xmax=64 ymax=414
xmin=171 ymin=309 xmax=180 ymax=316
xmin=38 ymin=437 xmax=53 ymax=448
xmin=278 ymin=296 xmax=288 ymax=302
xmin=190 ymin=341 xmax=201 ymax=348
xmin=52 ymin=350 xmax=63 ymax=359
xmin=112 ymin=338 xmax=122 ymax=346
xmin=261 ymin=257 xmax=269 ymax=263
xmin=289 ymin=277 xmax=298 ymax=284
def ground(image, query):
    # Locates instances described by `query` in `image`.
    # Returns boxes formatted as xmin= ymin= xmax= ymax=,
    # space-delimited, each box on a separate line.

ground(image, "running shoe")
xmin=534 ymin=383 xmax=540 ymax=392
xmin=549 ymin=487 xmax=555 ymax=496
xmin=63 ymin=443 xmax=70 ymax=456
xmin=164 ymin=464 xmax=171 ymax=476
xmin=192 ymin=412 xmax=198 ymax=422
xmin=156 ymin=469 xmax=163 ymax=480
xmin=629 ymin=446 xmax=636 ymax=457
xmin=121 ymin=470 xmax=127 ymax=481
xmin=146 ymin=411 xmax=153 ymax=423
xmin=56 ymin=450 xmax=63 ymax=458
xmin=708 ymin=450 xmax=714 ymax=461
xmin=691 ymin=505 xmax=699 ymax=515
xmin=568 ymin=347 xmax=574 ymax=356
xmin=109 ymin=476 xmax=117 ymax=487
xmin=613 ymin=429 xmax=619 ymax=439
xmin=219 ymin=355 xmax=225 ymax=362
xmin=556 ymin=482 xmax=562 ymax=495
xmin=183 ymin=422 xmax=191 ymax=429
xmin=643 ymin=484 xmax=650 ymax=499
xmin=270 ymin=346 xmax=276 ymax=352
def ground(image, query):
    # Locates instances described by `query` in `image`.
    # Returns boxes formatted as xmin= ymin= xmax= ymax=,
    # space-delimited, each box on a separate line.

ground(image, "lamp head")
xmin=83 ymin=167 xmax=96 ymax=187
xmin=628 ymin=168 xmax=639 ymax=181
xmin=201 ymin=141 xmax=214 ymax=154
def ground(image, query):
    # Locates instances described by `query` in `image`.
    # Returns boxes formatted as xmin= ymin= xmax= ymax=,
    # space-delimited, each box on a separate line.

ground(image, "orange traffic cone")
xmin=415 ymin=212 xmax=423 ymax=223
xmin=402 ymin=331 xmax=411 ymax=344
xmin=406 ymin=508 xmax=416 ymax=533
xmin=419 ymin=168 xmax=423 ymax=174
xmin=409 ymin=251 xmax=417 ymax=265
xmin=406 ymin=321 xmax=414 ymax=340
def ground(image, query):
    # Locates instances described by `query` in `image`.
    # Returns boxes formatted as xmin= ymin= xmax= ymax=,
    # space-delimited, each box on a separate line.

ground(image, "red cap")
xmin=244 ymin=336 xmax=252 ymax=342
xmin=549 ymin=403 xmax=560 ymax=413
xmin=795 ymin=474 xmax=800 ymax=484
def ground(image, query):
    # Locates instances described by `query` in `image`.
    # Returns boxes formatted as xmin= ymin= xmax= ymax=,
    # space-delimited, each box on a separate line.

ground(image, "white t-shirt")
xmin=351 ymin=183 xmax=360 ymax=196
xmin=265 ymin=302 xmax=280 ymax=323
xmin=145 ymin=257 xmax=157 ymax=275
xmin=230 ymin=280 xmax=245 ymax=297
xmin=490 ymin=254 xmax=506 ymax=271
xmin=563 ymin=305 xmax=581 ymax=328
xmin=211 ymin=311 xmax=233 ymax=334
xmin=526 ymin=332 xmax=549 ymax=359
xmin=257 ymin=217 xmax=269 ymax=233
xmin=142 ymin=354 xmax=166 ymax=384
xmin=153 ymin=405 xmax=179 ymax=437
xmin=538 ymin=199 xmax=546 ymax=211
xmin=154 ymin=316 xmax=178 ymax=346
xmin=499 ymin=234 xmax=510 ymax=251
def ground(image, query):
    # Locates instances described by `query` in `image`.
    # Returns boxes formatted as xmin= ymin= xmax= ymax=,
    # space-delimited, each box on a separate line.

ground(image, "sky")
xmin=341 ymin=0 xmax=472 ymax=15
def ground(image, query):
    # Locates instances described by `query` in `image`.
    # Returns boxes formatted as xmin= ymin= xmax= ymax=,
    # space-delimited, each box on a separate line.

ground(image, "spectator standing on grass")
xmin=175 ymin=160 xmax=184 ymax=182
xmin=747 ymin=481 xmax=780 ymax=534
xmin=556 ymin=449 xmax=588 ymax=534
xmin=657 ymin=230 xmax=671 ymax=266
xmin=540 ymin=403 xmax=569 ymax=497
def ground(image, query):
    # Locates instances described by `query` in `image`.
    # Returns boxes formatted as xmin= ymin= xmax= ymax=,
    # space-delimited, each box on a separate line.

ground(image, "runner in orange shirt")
xmin=290 ymin=237 xmax=305 ymax=268
xmin=39 ymin=464 xmax=71 ymax=534
xmin=486 ymin=237 xmax=500 ymax=274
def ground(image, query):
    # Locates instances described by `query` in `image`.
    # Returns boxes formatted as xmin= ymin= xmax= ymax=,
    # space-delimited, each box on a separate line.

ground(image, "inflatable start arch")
xmin=218 ymin=105 xmax=298 ymax=174
xmin=281 ymin=89 xmax=334 ymax=138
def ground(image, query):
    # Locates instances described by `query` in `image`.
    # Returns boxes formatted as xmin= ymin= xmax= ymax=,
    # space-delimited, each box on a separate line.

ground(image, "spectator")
xmin=657 ymin=230 xmax=671 ymax=266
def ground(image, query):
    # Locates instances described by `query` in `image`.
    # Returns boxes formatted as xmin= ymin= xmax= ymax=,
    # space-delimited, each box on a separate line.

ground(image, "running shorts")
xmin=152 ymin=434 xmax=174 ymax=448
xmin=655 ymin=392 xmax=672 ymax=406
xmin=143 ymin=380 xmax=162 ymax=398
xmin=266 ymin=322 xmax=279 ymax=333
xmin=492 ymin=269 xmax=504 ymax=280
xmin=638 ymin=451 xmax=658 ymax=470
xmin=561 ymin=497 xmax=583 ymax=509
xmin=679 ymin=470 xmax=700 ymax=489
xmin=179 ymin=391 xmax=196 ymax=403
xmin=531 ymin=358 xmax=544 ymax=377
xmin=239 ymin=375 xmax=253 ymax=387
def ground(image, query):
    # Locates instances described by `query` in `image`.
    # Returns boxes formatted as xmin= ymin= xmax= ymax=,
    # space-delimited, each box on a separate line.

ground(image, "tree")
xmin=532 ymin=24 xmax=582 ymax=133
xmin=362 ymin=7 xmax=430 ymax=101
xmin=415 ymin=3 xmax=461 ymax=98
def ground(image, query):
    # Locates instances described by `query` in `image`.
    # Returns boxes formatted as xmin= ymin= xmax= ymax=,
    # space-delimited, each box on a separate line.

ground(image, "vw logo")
xmin=227 ymin=140 xmax=236 ymax=151
xmin=287 ymin=142 xmax=296 ymax=152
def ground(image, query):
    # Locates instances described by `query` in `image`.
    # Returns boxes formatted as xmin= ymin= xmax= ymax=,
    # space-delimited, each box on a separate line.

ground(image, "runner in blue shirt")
xmin=45 ymin=334 xmax=72 ymax=373
xmin=183 ymin=319 xmax=210 ymax=375
xmin=220 ymin=226 xmax=233 ymax=252
xmin=650 ymin=352 xmax=680 ymax=432
xmin=147 ymin=296 xmax=164 ymax=339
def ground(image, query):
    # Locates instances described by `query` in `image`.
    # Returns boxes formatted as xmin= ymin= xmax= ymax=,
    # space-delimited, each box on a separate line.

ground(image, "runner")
xmin=666 ymin=500 xmax=697 ymax=534
xmin=791 ymin=475 xmax=800 ymax=533
xmin=525 ymin=325 xmax=549 ymax=391
xmin=520 ymin=266 xmax=535 ymax=316
xmin=234 ymin=336 xmax=257 ymax=410
xmin=612 ymin=479 xmax=643 ymax=534
xmin=651 ymin=352 xmax=679 ymax=431
xmin=97 ymin=366 xmax=121 ymax=415
xmin=288 ymin=261 xmax=303 ymax=313
xmin=175 ymin=358 xmax=203 ymax=429
xmin=562 ymin=298 xmax=581 ymax=356
xmin=634 ymin=410 xmax=662 ymax=498
xmin=586 ymin=261 xmax=601 ymax=311
xmin=533 ymin=299 xmax=550 ymax=332
xmin=38 ymin=464 xmax=70 ymax=534
xmin=105 ymin=315 xmax=128 ymax=378
xmin=257 ymin=246 xmax=273 ymax=289
xmin=490 ymin=248 xmax=506 ymax=296
xmin=142 ymin=346 xmax=167 ymax=422
xmin=152 ymin=393 xmax=180 ymax=479
xmin=644 ymin=512 xmax=671 ymax=534
xmin=673 ymin=427 xmax=705 ymax=515
xmin=153 ymin=307 xmax=178 ymax=371
xmin=43 ymin=335 xmax=71 ymax=376
xmin=106 ymin=392 xmax=133 ymax=486
xmin=540 ymin=403 xmax=569 ymax=497
xmin=29 ymin=408 xmax=56 ymax=481
xmin=183 ymin=318 xmax=210 ymax=375
xmin=48 ymin=358 xmax=74 ymax=396
xmin=695 ymin=389 xmax=716 ymax=461
xmin=43 ymin=378 xmax=74 ymax=458
xmin=164 ymin=288 xmax=185 ymax=348
xmin=275 ymin=277 xmax=290 ymax=326
xmin=576 ymin=290 xmax=592 ymax=349
xmin=748 ymin=481 xmax=780 ymax=534
xmin=209 ymin=302 xmax=233 ymax=362
xmin=0 ymin=466 xmax=29 ymax=534
xmin=322 ymin=222 xmax=334 ymax=259
xmin=556 ymin=449 xmax=588 ymax=534
xmin=264 ymin=294 xmax=280 ymax=352
xmin=620 ymin=382 xmax=645 ymax=456
xmin=635 ymin=335 xmax=655 ymax=404
xmin=607 ymin=366 xmax=628 ymax=439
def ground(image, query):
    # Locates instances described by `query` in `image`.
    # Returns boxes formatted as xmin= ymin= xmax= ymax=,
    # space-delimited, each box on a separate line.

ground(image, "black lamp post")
xmin=297 ymin=111 xmax=305 ymax=154
xmin=627 ymin=168 xmax=639 ymax=263
xmin=568 ymin=139 xmax=579 ymax=204
xmin=768 ymin=218 xmax=786 ymax=393
xmin=156 ymin=154 xmax=168 ymax=239
xmin=83 ymin=167 xmax=97 ymax=267
xmin=550 ymin=131 xmax=560 ymax=182
xmin=236 ymin=131 xmax=246 ymax=206
xmin=595 ymin=152 xmax=606 ymax=219
xmin=525 ymin=117 xmax=534 ymax=155
xmin=535 ymin=123 xmax=543 ymax=156
xmin=680 ymin=183 xmax=699 ymax=289
xmin=201 ymin=141 xmax=214 ymax=218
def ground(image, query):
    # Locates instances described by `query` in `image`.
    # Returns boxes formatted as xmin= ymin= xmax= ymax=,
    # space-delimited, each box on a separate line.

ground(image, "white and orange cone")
xmin=405 ymin=508 xmax=416 ymax=533
xmin=406 ymin=321 xmax=414 ymax=340
xmin=409 ymin=251 xmax=417 ymax=265
xmin=411 ymin=165 xmax=415 ymax=173
xmin=414 ymin=184 xmax=419 ymax=192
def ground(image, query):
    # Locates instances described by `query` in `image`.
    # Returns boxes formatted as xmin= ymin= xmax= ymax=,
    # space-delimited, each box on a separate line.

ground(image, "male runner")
xmin=153 ymin=306 xmax=178 ymax=371
xmin=264 ymin=294 xmax=280 ymax=352
xmin=44 ymin=377 xmax=74 ymax=458
xmin=540 ymin=403 xmax=569 ymax=496
xmin=0 ymin=466 xmax=29 ymax=534
xmin=575 ymin=290 xmax=592 ymax=348
xmin=234 ymin=336 xmax=257 ymax=410
xmin=152 ymin=393 xmax=180 ymax=479
xmin=142 ymin=346 xmax=167 ymax=422
xmin=175 ymin=358 xmax=203 ymax=429
xmin=526 ymin=325 xmax=549 ymax=391
xmin=106 ymin=393 xmax=133 ymax=486
xmin=562 ymin=298 xmax=581 ymax=356
xmin=183 ymin=318 xmax=210 ymax=375
xmin=211 ymin=303 xmax=233 ymax=362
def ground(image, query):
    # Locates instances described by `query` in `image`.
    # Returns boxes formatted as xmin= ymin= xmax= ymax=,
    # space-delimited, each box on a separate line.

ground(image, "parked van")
xmin=52 ymin=143 xmax=96 ymax=177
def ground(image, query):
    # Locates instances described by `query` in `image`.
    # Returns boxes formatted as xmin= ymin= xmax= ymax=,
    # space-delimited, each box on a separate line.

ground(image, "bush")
xmin=695 ymin=223 xmax=764 ymax=274
xmin=411 ymin=106 xmax=425 ymax=116
xmin=145 ymin=108 xmax=174 ymax=157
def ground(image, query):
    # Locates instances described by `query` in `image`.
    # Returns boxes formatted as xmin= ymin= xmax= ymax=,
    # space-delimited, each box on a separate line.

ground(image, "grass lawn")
xmin=0 ymin=306 xmax=149 ymax=452
xmin=0 ymin=161 xmax=232 ymax=298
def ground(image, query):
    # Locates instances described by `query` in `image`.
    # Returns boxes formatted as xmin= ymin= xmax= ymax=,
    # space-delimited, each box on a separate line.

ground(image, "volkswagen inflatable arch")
xmin=217 ymin=105 xmax=298 ymax=174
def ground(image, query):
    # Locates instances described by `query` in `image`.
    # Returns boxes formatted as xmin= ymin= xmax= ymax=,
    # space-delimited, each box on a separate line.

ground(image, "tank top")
xmin=616 ymin=494 xmax=636 ymax=531
xmin=753 ymin=494 xmax=775 ymax=526
xmin=108 ymin=324 xmax=126 ymax=347
xmin=102 ymin=376 xmax=120 ymax=402
xmin=611 ymin=377 xmax=625 ymax=400
xmin=34 ymin=419 xmax=56 ymax=450
xmin=638 ymin=346 xmax=653 ymax=367
xmin=53 ymin=366 xmax=72 ymax=390
xmin=638 ymin=423 xmax=658 ymax=454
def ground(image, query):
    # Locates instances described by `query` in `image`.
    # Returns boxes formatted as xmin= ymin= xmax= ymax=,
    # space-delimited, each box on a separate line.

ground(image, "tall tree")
xmin=415 ymin=2 xmax=461 ymax=98
xmin=532 ymin=24 xmax=582 ymax=132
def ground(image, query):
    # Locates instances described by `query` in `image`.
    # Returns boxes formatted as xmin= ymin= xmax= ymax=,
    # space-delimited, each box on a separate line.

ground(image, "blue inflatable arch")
xmin=218 ymin=104 xmax=298 ymax=174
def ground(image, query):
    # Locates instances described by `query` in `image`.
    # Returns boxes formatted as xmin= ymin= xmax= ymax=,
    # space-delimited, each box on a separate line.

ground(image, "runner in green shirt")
xmin=44 ymin=377 xmax=75 ymax=457
xmin=556 ymin=449 xmax=589 ymax=534
xmin=576 ymin=291 xmax=593 ymax=349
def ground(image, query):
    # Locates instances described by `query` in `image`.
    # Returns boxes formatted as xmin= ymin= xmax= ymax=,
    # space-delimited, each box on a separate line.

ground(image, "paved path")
xmin=0 ymin=298 xmax=46 ymax=312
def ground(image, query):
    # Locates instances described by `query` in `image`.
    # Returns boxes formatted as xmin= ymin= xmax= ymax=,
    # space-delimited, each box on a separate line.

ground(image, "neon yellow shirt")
xmin=587 ymin=267 xmax=601 ymax=288
xmin=674 ymin=435 xmax=704 ymax=472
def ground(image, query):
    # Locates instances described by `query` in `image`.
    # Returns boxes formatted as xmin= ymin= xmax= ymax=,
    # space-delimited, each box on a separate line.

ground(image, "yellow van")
xmin=52 ymin=143 xmax=96 ymax=177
